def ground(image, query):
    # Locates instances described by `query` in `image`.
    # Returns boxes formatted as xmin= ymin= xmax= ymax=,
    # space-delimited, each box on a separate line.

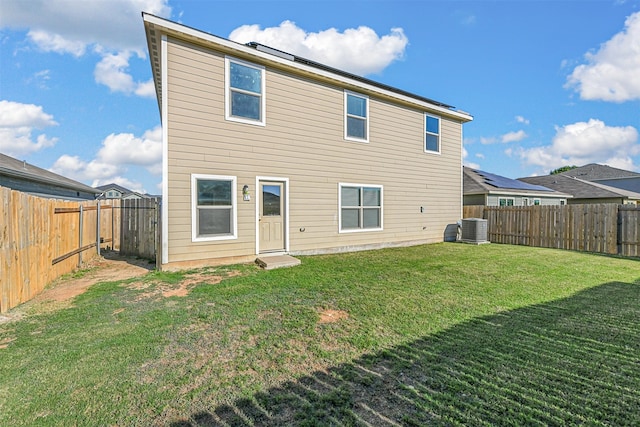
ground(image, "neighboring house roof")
xmin=559 ymin=163 xmax=640 ymax=181
xmin=142 ymin=13 xmax=473 ymax=124
xmin=95 ymin=183 xmax=150 ymax=199
xmin=96 ymin=183 xmax=131 ymax=194
xmin=518 ymin=174 xmax=640 ymax=201
xmin=0 ymin=152 xmax=100 ymax=197
xmin=464 ymin=167 xmax=569 ymax=198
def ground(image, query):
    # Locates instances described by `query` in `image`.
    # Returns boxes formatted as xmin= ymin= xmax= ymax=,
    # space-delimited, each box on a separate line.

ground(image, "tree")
xmin=550 ymin=165 xmax=578 ymax=175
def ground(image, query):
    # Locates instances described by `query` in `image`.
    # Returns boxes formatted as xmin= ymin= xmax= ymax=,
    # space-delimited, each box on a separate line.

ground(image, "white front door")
xmin=259 ymin=181 xmax=285 ymax=253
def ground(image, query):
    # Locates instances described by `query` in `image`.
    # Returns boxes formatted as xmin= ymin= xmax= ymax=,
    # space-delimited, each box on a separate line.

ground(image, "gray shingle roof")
xmin=0 ymin=153 xmax=99 ymax=194
xmin=464 ymin=167 xmax=569 ymax=197
xmin=518 ymin=174 xmax=640 ymax=200
xmin=95 ymin=183 xmax=133 ymax=195
xmin=559 ymin=163 xmax=640 ymax=181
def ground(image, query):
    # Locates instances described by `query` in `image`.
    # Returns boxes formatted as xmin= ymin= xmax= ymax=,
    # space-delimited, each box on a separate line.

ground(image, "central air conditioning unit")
xmin=460 ymin=218 xmax=489 ymax=244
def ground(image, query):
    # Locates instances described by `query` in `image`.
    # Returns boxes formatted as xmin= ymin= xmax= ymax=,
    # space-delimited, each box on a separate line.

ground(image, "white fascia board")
xmin=142 ymin=13 xmax=473 ymax=123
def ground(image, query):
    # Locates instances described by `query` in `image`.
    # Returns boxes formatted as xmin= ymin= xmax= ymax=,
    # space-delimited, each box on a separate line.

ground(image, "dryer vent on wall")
xmin=460 ymin=218 xmax=489 ymax=244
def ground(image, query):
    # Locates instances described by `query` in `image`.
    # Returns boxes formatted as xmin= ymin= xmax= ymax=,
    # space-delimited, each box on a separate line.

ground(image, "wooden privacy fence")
xmin=463 ymin=204 xmax=640 ymax=257
xmin=120 ymin=198 xmax=160 ymax=264
xmin=0 ymin=186 xmax=121 ymax=313
xmin=618 ymin=205 xmax=640 ymax=257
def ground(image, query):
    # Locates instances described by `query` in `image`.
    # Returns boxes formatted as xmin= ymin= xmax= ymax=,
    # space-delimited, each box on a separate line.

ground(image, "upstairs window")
xmin=225 ymin=57 xmax=265 ymax=126
xmin=345 ymin=91 xmax=369 ymax=142
xmin=425 ymin=114 xmax=440 ymax=153
xmin=339 ymin=184 xmax=382 ymax=232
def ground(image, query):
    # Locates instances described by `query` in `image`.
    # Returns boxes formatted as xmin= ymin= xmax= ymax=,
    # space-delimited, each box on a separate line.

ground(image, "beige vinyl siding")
xmin=164 ymin=37 xmax=464 ymax=264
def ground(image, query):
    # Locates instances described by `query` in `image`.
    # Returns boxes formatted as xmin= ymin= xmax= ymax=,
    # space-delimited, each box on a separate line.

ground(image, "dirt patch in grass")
xmin=0 ymin=337 xmax=16 ymax=349
xmin=131 ymin=270 xmax=242 ymax=300
xmin=318 ymin=309 xmax=349 ymax=324
xmin=42 ymin=254 xmax=152 ymax=303
xmin=0 ymin=251 xmax=153 ymax=322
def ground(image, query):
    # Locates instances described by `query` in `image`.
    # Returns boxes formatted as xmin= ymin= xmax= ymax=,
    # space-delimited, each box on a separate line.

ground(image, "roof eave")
xmin=142 ymin=12 xmax=473 ymax=123
xmin=0 ymin=168 xmax=100 ymax=195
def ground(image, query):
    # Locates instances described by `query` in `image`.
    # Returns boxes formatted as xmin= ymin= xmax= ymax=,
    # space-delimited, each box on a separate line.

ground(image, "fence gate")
xmin=119 ymin=198 xmax=160 ymax=263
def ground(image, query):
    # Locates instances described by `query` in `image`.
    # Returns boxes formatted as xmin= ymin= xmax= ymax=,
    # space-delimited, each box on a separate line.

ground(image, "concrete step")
xmin=255 ymin=254 xmax=301 ymax=270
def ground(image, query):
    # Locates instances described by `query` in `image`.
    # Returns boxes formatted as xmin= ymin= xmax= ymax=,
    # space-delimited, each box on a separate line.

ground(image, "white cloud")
xmin=229 ymin=20 xmax=408 ymax=76
xmin=501 ymin=130 xmax=527 ymax=143
xmin=0 ymin=0 xmax=171 ymax=53
xmin=515 ymin=115 xmax=530 ymax=125
xmin=480 ymin=129 xmax=527 ymax=144
xmin=97 ymin=126 xmax=162 ymax=167
xmin=94 ymin=50 xmax=154 ymax=97
xmin=27 ymin=30 xmax=86 ymax=57
xmin=50 ymin=155 xmax=119 ymax=181
xmin=0 ymin=100 xmax=58 ymax=156
xmin=0 ymin=0 xmax=171 ymax=97
xmin=518 ymin=119 xmax=639 ymax=172
xmin=462 ymin=146 xmax=480 ymax=169
xmin=134 ymin=79 xmax=156 ymax=98
xmin=480 ymin=136 xmax=498 ymax=145
xmin=565 ymin=11 xmax=640 ymax=102
xmin=27 ymin=69 xmax=52 ymax=89
xmin=49 ymin=126 xmax=162 ymax=193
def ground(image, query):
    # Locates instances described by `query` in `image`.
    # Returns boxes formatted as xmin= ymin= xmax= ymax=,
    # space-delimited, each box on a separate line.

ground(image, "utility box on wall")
xmin=461 ymin=218 xmax=488 ymax=244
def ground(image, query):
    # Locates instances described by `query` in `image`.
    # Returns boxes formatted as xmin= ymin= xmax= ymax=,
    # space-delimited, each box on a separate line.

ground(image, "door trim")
xmin=256 ymin=176 xmax=289 ymax=255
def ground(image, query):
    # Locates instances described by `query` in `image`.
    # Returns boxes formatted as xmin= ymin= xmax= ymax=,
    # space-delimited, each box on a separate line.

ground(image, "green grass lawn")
xmin=1 ymin=243 xmax=639 ymax=426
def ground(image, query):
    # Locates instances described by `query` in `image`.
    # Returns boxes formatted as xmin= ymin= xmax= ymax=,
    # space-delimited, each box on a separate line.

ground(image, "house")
xmin=518 ymin=174 xmax=640 ymax=205
xmin=555 ymin=163 xmax=640 ymax=194
xmin=95 ymin=183 xmax=151 ymax=200
xmin=464 ymin=167 xmax=569 ymax=207
xmin=0 ymin=153 xmax=100 ymax=200
xmin=142 ymin=13 xmax=473 ymax=269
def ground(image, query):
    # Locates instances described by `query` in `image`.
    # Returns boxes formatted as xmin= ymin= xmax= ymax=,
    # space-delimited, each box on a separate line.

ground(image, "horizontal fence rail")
xmin=0 ymin=186 xmax=120 ymax=313
xmin=463 ymin=204 xmax=640 ymax=257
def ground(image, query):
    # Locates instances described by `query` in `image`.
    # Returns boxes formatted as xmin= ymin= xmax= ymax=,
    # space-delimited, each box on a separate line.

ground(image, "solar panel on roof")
xmin=476 ymin=170 xmax=553 ymax=192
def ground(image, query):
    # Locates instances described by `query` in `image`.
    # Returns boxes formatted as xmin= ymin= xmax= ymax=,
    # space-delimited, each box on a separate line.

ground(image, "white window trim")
xmin=498 ymin=197 xmax=515 ymax=207
xmin=338 ymin=183 xmax=383 ymax=233
xmin=425 ymin=113 xmax=441 ymax=154
xmin=344 ymin=91 xmax=369 ymax=143
xmin=225 ymin=56 xmax=266 ymax=126
xmin=191 ymin=174 xmax=238 ymax=242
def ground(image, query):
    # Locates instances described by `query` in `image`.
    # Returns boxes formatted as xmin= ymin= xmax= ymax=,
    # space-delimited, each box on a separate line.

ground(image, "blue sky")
xmin=1 ymin=0 xmax=639 ymax=194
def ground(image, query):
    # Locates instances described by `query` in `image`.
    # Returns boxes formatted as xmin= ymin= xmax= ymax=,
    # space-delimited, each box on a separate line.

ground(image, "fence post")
xmin=111 ymin=201 xmax=115 ymax=250
xmin=156 ymin=199 xmax=161 ymax=270
xmin=96 ymin=202 xmax=101 ymax=257
xmin=78 ymin=204 xmax=83 ymax=268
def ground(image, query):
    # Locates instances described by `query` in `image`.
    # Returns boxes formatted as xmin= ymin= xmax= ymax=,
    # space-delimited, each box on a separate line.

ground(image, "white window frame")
xmin=344 ymin=91 xmax=369 ymax=143
xmin=338 ymin=183 xmax=383 ymax=233
xmin=191 ymin=174 xmax=238 ymax=242
xmin=498 ymin=197 xmax=515 ymax=207
xmin=425 ymin=114 xmax=441 ymax=154
xmin=225 ymin=56 xmax=266 ymax=126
